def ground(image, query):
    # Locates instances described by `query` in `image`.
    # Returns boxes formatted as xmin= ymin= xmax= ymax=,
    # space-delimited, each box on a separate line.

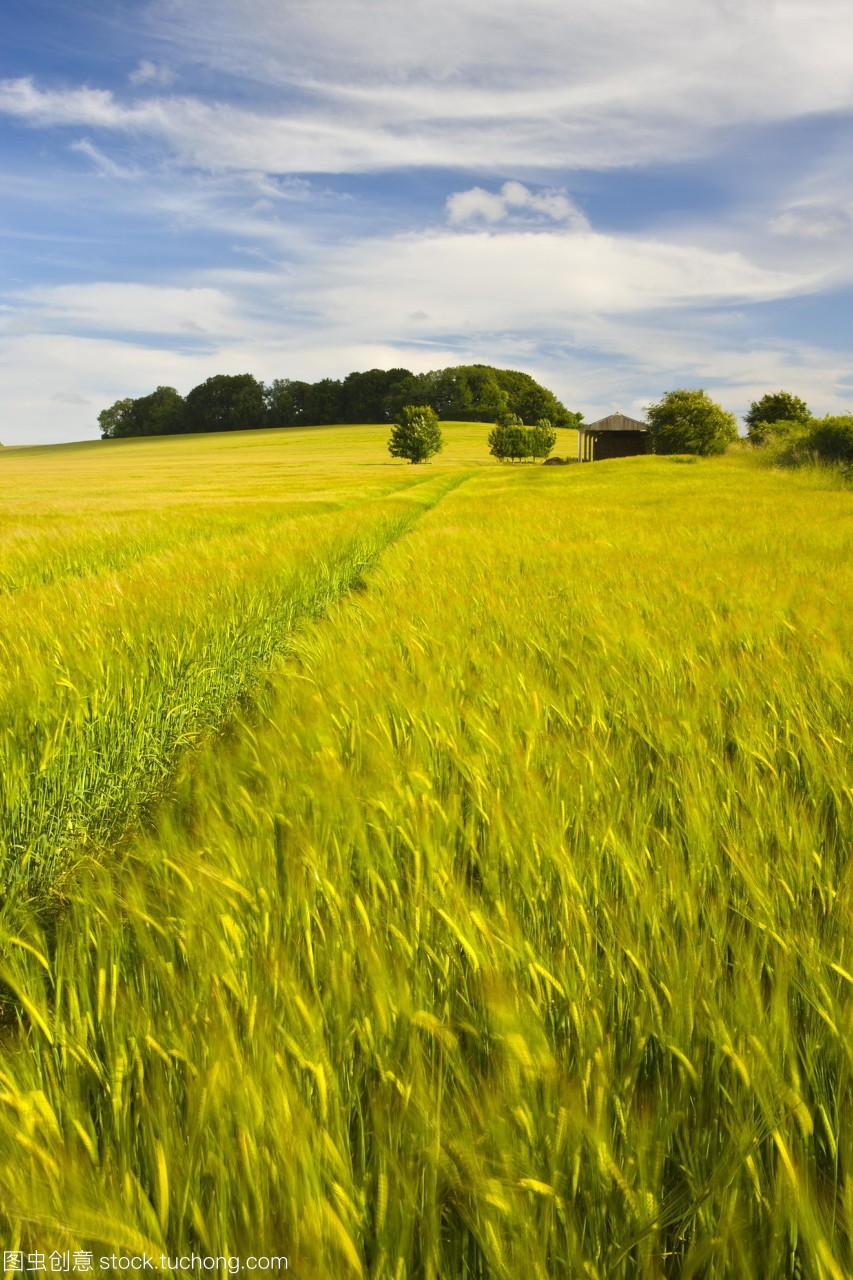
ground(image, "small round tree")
xmin=530 ymin=418 xmax=557 ymax=460
xmin=488 ymin=418 xmax=558 ymax=463
xmin=388 ymin=405 xmax=444 ymax=464
xmin=745 ymin=391 xmax=811 ymax=444
xmin=645 ymin=389 xmax=738 ymax=456
xmin=488 ymin=423 xmax=527 ymax=462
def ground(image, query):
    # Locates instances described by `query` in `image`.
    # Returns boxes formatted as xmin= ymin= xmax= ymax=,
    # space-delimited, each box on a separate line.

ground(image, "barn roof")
xmin=584 ymin=412 xmax=647 ymax=432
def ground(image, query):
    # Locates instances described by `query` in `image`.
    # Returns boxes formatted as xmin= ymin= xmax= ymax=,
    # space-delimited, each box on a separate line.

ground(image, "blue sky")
xmin=2 ymin=0 xmax=853 ymax=444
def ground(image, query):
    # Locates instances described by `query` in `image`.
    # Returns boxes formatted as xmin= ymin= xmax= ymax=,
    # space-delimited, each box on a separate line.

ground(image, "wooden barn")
xmin=578 ymin=411 xmax=648 ymax=462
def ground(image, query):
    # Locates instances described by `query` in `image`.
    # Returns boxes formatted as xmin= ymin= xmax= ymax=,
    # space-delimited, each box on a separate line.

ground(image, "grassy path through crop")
xmin=0 ymin=455 xmax=851 ymax=1277
xmin=0 ymin=467 xmax=468 ymax=912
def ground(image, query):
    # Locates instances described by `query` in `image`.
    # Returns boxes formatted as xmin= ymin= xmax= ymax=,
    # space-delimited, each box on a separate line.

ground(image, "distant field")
xmin=0 ymin=424 xmax=851 ymax=1277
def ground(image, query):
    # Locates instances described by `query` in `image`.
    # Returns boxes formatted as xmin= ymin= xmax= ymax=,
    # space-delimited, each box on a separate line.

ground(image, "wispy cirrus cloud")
xmin=145 ymin=0 xmax=853 ymax=164
xmin=69 ymin=138 xmax=141 ymax=180
xmin=4 ymin=0 xmax=853 ymax=177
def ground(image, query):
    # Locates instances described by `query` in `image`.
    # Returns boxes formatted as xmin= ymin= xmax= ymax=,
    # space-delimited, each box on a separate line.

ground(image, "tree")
xmin=98 ymin=388 xmax=187 ymax=438
xmin=489 ymin=418 xmax=558 ymax=462
xmin=302 ymin=377 xmax=343 ymax=425
xmin=382 ymin=371 xmax=426 ymax=422
xmin=745 ymin=391 xmax=810 ymax=443
xmin=135 ymin=385 xmax=187 ymax=435
xmin=388 ymin=405 xmax=444 ymax=464
xmin=754 ymin=415 xmax=853 ymax=470
xmin=97 ymin=363 xmax=582 ymax=439
xmin=645 ymin=389 xmax=738 ymax=456
xmin=807 ymin=415 xmax=853 ymax=464
xmin=488 ymin=423 xmax=528 ymax=462
xmin=341 ymin=368 xmax=415 ymax=423
xmin=493 ymin=367 xmax=571 ymax=427
xmin=98 ymin=397 xmax=138 ymax=439
xmin=529 ymin=418 xmax=557 ymax=459
xmin=465 ymin=367 xmax=510 ymax=422
xmin=495 ymin=409 xmax=524 ymax=428
xmin=398 ymin=364 xmax=578 ymax=426
xmin=266 ymin=378 xmax=310 ymax=427
xmin=184 ymin=374 xmax=266 ymax=433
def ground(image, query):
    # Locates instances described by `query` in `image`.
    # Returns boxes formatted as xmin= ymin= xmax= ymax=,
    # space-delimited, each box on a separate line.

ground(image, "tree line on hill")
xmin=97 ymin=365 xmax=581 ymax=439
xmin=96 ymin=371 xmax=851 ymax=473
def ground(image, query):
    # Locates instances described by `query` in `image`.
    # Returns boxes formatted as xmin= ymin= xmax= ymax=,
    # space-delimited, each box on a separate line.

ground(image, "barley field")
xmin=0 ymin=425 xmax=851 ymax=1278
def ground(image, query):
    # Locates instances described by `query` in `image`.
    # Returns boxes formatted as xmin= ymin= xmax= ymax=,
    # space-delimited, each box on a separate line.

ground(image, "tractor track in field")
xmin=0 ymin=469 xmax=472 ymax=942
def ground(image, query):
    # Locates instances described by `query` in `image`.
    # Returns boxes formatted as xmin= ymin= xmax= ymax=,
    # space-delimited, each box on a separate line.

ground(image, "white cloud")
xmin=14 ymin=282 xmax=245 ymax=338
xmin=0 ymin=334 xmax=203 ymax=445
xmin=141 ymin=0 xmax=853 ymax=170
xmin=447 ymin=182 xmax=588 ymax=228
xmin=0 ymin=78 xmax=158 ymax=131
xmin=129 ymin=60 xmax=175 ymax=88
xmin=309 ymin=227 xmax=808 ymax=337
xmin=446 ymin=187 xmax=508 ymax=225
xmin=70 ymin=138 xmax=140 ymax=180
xmin=151 ymin=0 xmax=853 ymax=105
xmin=3 ymin=1 xmax=853 ymax=177
xmin=769 ymin=204 xmax=853 ymax=239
